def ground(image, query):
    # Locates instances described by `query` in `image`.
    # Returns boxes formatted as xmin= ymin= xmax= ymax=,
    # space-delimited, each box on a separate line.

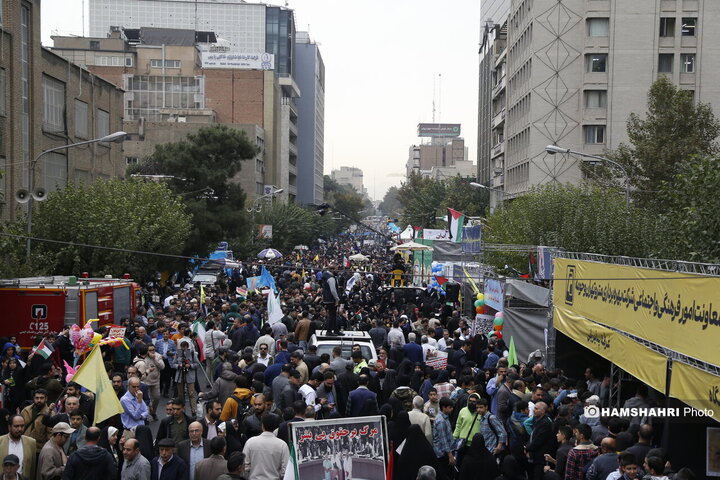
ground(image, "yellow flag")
xmin=200 ymin=284 xmax=206 ymax=304
xmin=72 ymin=345 xmax=123 ymax=425
xmin=313 ymin=254 xmax=319 ymax=262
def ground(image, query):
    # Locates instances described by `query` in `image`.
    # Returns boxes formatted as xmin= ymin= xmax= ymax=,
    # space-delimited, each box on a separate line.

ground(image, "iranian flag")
xmin=191 ymin=321 xmax=206 ymax=362
xmin=447 ymin=208 xmax=465 ymax=243
xmin=32 ymin=339 xmax=53 ymax=359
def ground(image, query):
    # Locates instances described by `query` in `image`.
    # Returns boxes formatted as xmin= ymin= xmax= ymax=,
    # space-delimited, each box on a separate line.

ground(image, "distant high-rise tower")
xmin=477 ymin=0 xmax=720 ymax=210
xmin=295 ymin=32 xmax=325 ymax=205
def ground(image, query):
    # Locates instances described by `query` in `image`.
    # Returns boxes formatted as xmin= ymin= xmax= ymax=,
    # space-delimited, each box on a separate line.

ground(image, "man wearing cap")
xmin=151 ymin=439 xmax=188 ymax=480
xmin=0 ymin=415 xmax=36 ymax=480
xmin=37 ymin=422 xmax=73 ymax=480
xmin=2 ymin=454 xmax=24 ymax=480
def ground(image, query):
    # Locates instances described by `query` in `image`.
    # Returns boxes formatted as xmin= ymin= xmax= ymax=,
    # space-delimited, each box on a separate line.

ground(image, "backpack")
xmin=229 ymin=394 xmax=252 ymax=423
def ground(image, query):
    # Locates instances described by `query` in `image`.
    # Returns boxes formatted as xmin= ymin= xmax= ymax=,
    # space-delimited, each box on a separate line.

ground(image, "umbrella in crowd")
xmin=390 ymin=241 xmax=433 ymax=252
xmin=349 ymin=253 xmax=370 ymax=262
xmin=257 ymin=248 xmax=283 ymax=259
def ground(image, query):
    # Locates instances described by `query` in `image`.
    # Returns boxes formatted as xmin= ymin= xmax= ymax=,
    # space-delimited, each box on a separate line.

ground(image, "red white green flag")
xmin=447 ymin=208 xmax=465 ymax=243
xmin=32 ymin=339 xmax=53 ymax=359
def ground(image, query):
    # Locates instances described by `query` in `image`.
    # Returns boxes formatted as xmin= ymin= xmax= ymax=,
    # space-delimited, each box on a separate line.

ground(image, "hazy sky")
xmin=41 ymin=0 xmax=481 ymax=201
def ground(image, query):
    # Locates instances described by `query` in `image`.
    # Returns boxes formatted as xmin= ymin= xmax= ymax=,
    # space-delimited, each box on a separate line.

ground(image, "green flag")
xmin=508 ymin=336 xmax=518 ymax=368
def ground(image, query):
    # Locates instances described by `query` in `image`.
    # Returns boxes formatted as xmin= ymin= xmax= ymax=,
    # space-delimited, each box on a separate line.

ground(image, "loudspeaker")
xmin=445 ymin=281 xmax=460 ymax=303
xmin=15 ymin=189 xmax=30 ymax=203
xmin=32 ymin=188 xmax=47 ymax=201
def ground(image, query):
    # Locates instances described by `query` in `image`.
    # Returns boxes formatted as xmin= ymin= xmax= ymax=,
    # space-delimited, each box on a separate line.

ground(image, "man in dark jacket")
xmin=151 ymin=438 xmax=188 ymax=480
xmin=321 ymin=270 xmax=340 ymax=335
xmin=524 ymin=402 xmax=556 ymax=480
xmin=346 ymin=375 xmax=378 ymax=417
xmin=62 ymin=427 xmax=117 ymax=480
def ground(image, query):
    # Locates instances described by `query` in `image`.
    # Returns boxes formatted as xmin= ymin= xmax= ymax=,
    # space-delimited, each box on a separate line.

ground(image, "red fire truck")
xmin=0 ymin=276 xmax=141 ymax=348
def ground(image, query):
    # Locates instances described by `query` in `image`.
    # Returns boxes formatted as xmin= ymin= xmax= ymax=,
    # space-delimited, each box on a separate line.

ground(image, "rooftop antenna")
xmin=438 ymin=73 xmax=442 ymax=123
xmin=432 ymin=74 xmax=436 ymax=123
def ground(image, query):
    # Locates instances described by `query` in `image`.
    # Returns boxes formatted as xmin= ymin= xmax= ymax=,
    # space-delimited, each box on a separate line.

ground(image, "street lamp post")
xmin=247 ymin=187 xmax=283 ymax=244
xmin=24 ymin=131 xmax=127 ymax=260
xmin=545 ymin=145 xmax=630 ymax=207
xmin=469 ymin=182 xmax=509 ymax=213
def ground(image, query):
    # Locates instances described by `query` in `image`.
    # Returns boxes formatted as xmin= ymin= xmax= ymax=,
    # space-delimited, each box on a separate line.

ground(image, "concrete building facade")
xmin=478 ymin=0 xmax=720 ymax=210
xmin=294 ymin=32 xmax=325 ymax=206
xmin=51 ymin=27 xmax=297 ymax=200
xmin=406 ymin=138 xmax=469 ymax=178
xmin=0 ymin=1 xmax=124 ymax=221
xmin=331 ymin=166 xmax=365 ymax=197
xmin=84 ymin=1 xmax=300 ymax=201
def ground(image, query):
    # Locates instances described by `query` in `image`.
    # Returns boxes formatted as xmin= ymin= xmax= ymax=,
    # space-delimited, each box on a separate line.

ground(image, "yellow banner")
xmin=669 ymin=361 xmax=720 ymax=420
xmin=553 ymin=258 xmax=720 ymax=366
xmin=554 ymin=305 xmax=667 ymax=393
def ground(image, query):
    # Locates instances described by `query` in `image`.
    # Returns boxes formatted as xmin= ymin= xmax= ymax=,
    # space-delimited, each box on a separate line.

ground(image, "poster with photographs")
xmin=289 ymin=415 xmax=388 ymax=480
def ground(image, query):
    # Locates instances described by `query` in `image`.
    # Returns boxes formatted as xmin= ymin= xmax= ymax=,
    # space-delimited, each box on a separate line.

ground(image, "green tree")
xmin=395 ymin=174 xmax=486 ymax=228
xmin=129 ymin=124 xmax=259 ymax=256
xmin=321 ymin=175 xmax=368 ymax=229
xmin=660 ymin=155 xmax=720 ymax=262
xmin=20 ymin=179 xmax=190 ymax=279
xmin=484 ymin=183 xmax=663 ymax=270
xmin=440 ymin=176 xmax=489 ymax=218
xmin=254 ymin=202 xmax=319 ymax=252
xmin=379 ymin=186 xmax=402 ymax=218
xmin=396 ymin=173 xmax=446 ymax=228
xmin=606 ymin=77 xmax=720 ymax=209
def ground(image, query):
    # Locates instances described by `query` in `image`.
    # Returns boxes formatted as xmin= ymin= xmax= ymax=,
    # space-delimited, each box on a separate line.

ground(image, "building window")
xmin=97 ymin=56 xmax=126 ymax=67
xmin=585 ymin=90 xmax=607 ymax=108
xmin=586 ymin=54 xmax=607 ymax=73
xmin=123 ymin=75 xmax=205 ymax=120
xmin=90 ymin=40 xmax=100 ymax=50
xmin=681 ymin=18 xmax=696 ymax=36
xmin=585 ymin=125 xmax=605 ymax=144
xmin=125 ymin=157 xmax=139 ymax=165
xmin=0 ymin=69 xmax=6 ymax=116
xmin=658 ymin=54 xmax=674 ymax=73
xmin=125 ymin=57 xmax=133 ymax=67
xmin=96 ymin=109 xmax=109 ymax=140
xmin=587 ymin=18 xmax=609 ymax=37
xmin=44 ymin=152 xmax=67 ymax=192
xmin=75 ymin=100 xmax=88 ymax=138
xmin=150 ymin=59 xmax=181 ymax=68
xmin=681 ymin=54 xmax=695 ymax=73
xmin=43 ymin=75 xmax=66 ymax=133
xmin=74 ymin=169 xmax=90 ymax=184
xmin=660 ymin=17 xmax=676 ymax=37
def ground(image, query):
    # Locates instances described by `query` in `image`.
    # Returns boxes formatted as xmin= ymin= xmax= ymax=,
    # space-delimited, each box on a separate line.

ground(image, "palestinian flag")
xmin=32 ymin=339 xmax=53 ymax=359
xmin=447 ymin=208 xmax=465 ymax=243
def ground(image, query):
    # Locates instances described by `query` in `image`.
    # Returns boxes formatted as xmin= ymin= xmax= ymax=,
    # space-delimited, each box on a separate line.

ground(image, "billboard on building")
xmin=417 ymin=123 xmax=461 ymax=137
xmin=201 ymin=52 xmax=274 ymax=70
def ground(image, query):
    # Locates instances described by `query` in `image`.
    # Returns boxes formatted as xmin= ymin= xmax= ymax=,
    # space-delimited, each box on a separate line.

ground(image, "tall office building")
xmin=478 ymin=0 xmax=720 ymax=210
xmin=88 ymin=0 xmax=301 ymax=200
xmin=294 ymin=32 xmax=325 ymax=206
xmin=331 ymin=167 xmax=366 ymax=197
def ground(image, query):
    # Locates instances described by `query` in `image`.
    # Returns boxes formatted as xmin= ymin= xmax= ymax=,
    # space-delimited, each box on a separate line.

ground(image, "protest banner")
xmin=289 ymin=416 xmax=388 ymax=480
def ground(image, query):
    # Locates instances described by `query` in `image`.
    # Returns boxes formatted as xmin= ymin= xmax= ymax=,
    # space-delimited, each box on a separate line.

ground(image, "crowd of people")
xmin=0 ymin=238 xmax=700 ymax=480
